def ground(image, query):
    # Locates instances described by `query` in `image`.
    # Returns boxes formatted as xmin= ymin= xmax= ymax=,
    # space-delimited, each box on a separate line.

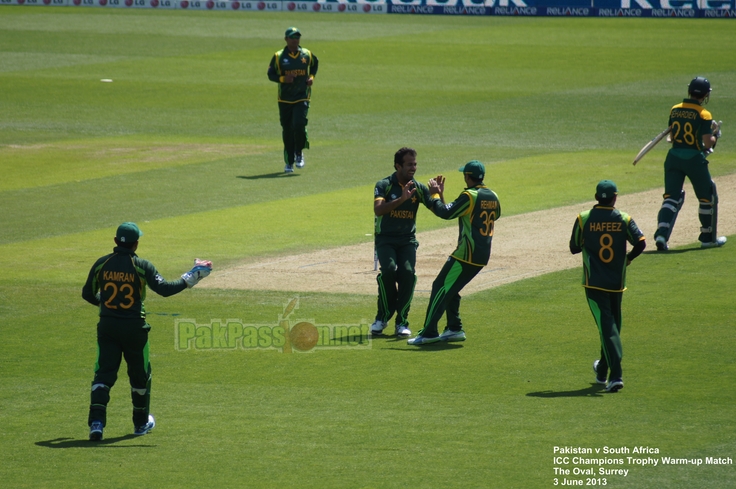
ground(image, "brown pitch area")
xmin=201 ymin=174 xmax=736 ymax=296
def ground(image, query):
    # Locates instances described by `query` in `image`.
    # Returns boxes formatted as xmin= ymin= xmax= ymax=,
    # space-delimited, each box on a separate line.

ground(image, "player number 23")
xmin=103 ymin=282 xmax=135 ymax=310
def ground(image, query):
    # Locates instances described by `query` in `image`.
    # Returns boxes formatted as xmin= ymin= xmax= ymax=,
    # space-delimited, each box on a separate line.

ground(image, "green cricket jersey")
xmin=82 ymin=247 xmax=187 ymax=325
xmin=374 ymin=173 xmax=435 ymax=239
xmin=570 ymin=206 xmax=645 ymax=292
xmin=669 ymin=98 xmax=713 ymax=155
xmin=267 ymin=46 xmax=319 ymax=103
xmin=430 ymin=185 xmax=501 ymax=267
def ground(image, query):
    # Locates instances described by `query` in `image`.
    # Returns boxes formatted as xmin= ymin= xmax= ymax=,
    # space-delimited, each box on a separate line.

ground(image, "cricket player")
xmin=408 ymin=160 xmax=500 ymax=346
xmin=82 ymin=222 xmax=212 ymax=441
xmin=569 ymin=181 xmax=646 ymax=393
xmin=654 ymin=76 xmax=726 ymax=251
xmin=371 ymin=147 xmax=444 ymax=337
xmin=267 ymin=27 xmax=319 ymax=173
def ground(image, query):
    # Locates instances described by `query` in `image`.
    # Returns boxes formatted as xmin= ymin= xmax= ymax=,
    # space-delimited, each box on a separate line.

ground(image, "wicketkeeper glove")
xmin=182 ymin=258 xmax=213 ymax=288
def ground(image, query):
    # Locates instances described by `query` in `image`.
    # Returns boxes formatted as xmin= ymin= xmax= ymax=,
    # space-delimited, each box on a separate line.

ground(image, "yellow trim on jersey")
xmin=672 ymin=102 xmax=713 ymax=121
xmin=278 ymin=98 xmax=310 ymax=104
xmin=449 ymin=255 xmax=484 ymax=268
xmin=583 ymin=285 xmax=627 ymax=293
xmin=461 ymin=191 xmax=474 ymax=218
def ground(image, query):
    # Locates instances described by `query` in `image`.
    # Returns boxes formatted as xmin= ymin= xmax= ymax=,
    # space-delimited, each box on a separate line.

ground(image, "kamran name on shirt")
xmin=103 ymin=271 xmax=136 ymax=283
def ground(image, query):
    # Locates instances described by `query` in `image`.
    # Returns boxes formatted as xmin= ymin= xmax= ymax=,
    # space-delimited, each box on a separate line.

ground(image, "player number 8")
xmin=599 ymin=233 xmax=614 ymax=263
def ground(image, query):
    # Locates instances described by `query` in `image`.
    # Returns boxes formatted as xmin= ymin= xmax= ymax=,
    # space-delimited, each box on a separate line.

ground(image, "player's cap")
xmin=116 ymin=222 xmax=143 ymax=243
xmin=285 ymin=27 xmax=301 ymax=39
xmin=459 ymin=160 xmax=485 ymax=180
xmin=595 ymin=180 xmax=618 ymax=200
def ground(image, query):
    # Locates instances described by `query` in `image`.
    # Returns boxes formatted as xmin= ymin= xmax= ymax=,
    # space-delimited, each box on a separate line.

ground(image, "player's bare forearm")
xmin=374 ymin=182 xmax=415 ymax=216
xmin=375 ymin=197 xmax=407 ymax=216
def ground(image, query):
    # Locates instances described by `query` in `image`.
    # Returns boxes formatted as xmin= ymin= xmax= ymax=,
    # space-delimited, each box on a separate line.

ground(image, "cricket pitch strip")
xmin=202 ymin=174 xmax=736 ymax=296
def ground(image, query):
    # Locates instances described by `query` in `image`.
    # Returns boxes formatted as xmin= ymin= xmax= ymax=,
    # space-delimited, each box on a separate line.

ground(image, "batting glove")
xmin=182 ymin=258 xmax=213 ymax=288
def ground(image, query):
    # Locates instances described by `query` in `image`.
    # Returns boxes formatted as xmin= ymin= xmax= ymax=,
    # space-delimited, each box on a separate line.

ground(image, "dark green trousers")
xmin=655 ymin=151 xmax=717 ymax=243
xmin=375 ymin=237 xmax=418 ymax=327
xmin=88 ymin=319 xmax=152 ymax=428
xmin=420 ymin=257 xmax=482 ymax=337
xmin=278 ymin=101 xmax=309 ymax=165
xmin=585 ymin=288 xmax=623 ymax=382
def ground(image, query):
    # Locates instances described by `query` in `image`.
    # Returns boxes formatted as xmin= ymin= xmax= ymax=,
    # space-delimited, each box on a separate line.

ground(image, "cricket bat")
xmin=632 ymin=127 xmax=671 ymax=166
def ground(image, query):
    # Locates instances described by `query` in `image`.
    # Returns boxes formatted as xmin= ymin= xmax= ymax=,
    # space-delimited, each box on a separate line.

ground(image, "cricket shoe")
xmin=369 ymin=320 xmax=387 ymax=336
xmin=701 ymin=236 xmax=727 ymax=249
xmin=605 ymin=380 xmax=624 ymax=393
xmin=89 ymin=420 xmax=104 ymax=441
xmin=395 ymin=324 xmax=411 ymax=337
xmin=655 ymin=236 xmax=668 ymax=252
xmin=295 ymin=153 xmax=305 ymax=169
xmin=407 ymin=334 xmax=441 ymax=346
xmin=284 ymin=163 xmax=295 ymax=173
xmin=134 ymin=414 xmax=155 ymax=436
xmin=592 ymin=360 xmax=607 ymax=385
xmin=439 ymin=328 xmax=466 ymax=342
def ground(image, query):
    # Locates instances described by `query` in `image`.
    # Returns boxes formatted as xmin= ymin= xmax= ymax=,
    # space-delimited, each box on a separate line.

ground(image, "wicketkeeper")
xmin=82 ymin=222 xmax=212 ymax=441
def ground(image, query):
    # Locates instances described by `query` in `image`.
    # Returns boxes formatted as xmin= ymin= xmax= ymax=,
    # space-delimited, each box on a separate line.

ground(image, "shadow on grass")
xmin=369 ymin=333 xmax=464 ymax=350
xmin=643 ymin=246 xmax=704 ymax=255
xmin=237 ymin=172 xmax=300 ymax=180
xmin=386 ymin=343 xmax=464 ymax=351
xmin=36 ymin=435 xmax=156 ymax=449
xmin=526 ymin=384 xmax=606 ymax=398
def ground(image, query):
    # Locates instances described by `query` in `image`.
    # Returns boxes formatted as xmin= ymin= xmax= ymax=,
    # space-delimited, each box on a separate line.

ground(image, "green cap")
xmin=458 ymin=160 xmax=485 ymax=180
xmin=116 ymin=222 xmax=142 ymax=244
xmin=595 ymin=180 xmax=618 ymax=200
xmin=285 ymin=27 xmax=301 ymax=39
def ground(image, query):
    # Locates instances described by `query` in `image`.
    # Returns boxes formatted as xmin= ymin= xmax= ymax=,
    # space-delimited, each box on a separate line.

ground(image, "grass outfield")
xmin=1 ymin=8 xmax=735 ymax=488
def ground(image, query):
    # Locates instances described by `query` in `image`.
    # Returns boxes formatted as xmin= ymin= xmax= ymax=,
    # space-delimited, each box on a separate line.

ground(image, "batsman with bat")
xmin=653 ymin=76 xmax=726 ymax=251
xmin=82 ymin=222 xmax=212 ymax=441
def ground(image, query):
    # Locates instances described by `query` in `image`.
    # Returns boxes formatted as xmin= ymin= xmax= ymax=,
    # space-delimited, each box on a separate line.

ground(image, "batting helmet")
xmin=688 ymin=77 xmax=712 ymax=98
